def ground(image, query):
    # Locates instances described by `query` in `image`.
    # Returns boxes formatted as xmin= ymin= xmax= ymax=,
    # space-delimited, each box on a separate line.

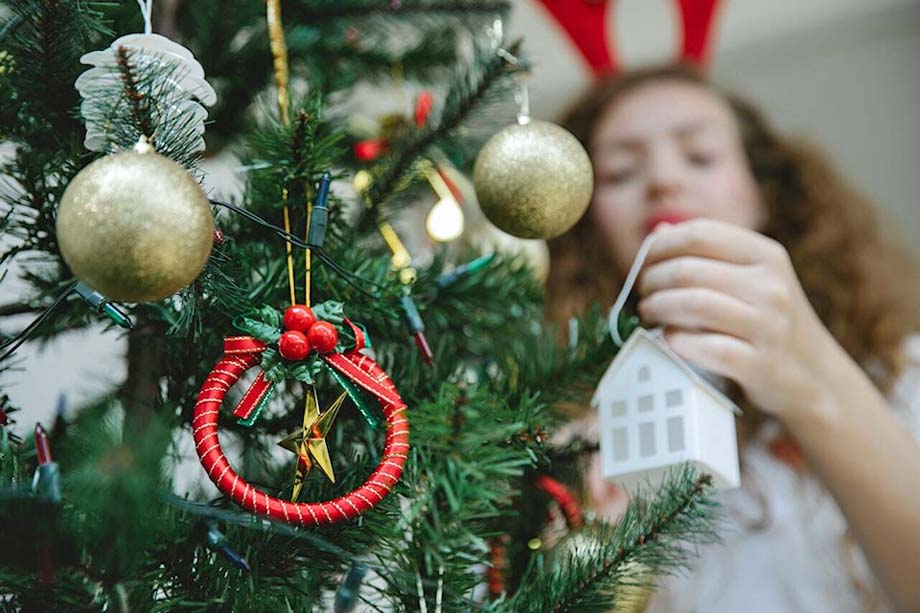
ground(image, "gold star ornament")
xmin=278 ymin=388 xmax=347 ymax=500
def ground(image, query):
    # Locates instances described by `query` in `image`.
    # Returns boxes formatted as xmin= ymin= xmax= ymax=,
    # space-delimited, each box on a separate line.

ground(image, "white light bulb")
xmin=426 ymin=197 xmax=464 ymax=242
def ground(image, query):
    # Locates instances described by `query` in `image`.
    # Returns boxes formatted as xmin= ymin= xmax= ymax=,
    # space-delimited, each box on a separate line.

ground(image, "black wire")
xmin=0 ymin=281 xmax=79 ymax=361
xmin=210 ymin=199 xmax=387 ymax=298
xmin=156 ymin=491 xmax=384 ymax=568
xmin=314 ymin=251 xmax=382 ymax=299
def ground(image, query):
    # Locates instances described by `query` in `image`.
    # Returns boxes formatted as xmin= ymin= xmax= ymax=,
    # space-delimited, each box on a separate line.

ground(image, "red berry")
xmin=354 ymin=139 xmax=385 ymax=162
xmin=283 ymin=305 xmax=317 ymax=333
xmin=308 ymin=321 xmax=338 ymax=354
xmin=414 ymin=91 xmax=433 ymax=127
xmin=279 ymin=330 xmax=310 ymax=360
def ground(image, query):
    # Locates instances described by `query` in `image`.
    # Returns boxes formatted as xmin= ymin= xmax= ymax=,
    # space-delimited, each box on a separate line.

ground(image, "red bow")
xmin=231 ymin=318 xmax=402 ymax=423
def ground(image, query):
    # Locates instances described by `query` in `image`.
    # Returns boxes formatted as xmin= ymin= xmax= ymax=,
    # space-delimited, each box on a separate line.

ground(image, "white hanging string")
xmin=135 ymin=0 xmax=154 ymax=34
xmin=486 ymin=18 xmax=528 ymax=127
xmin=608 ymin=233 xmax=657 ymax=347
xmin=515 ymin=82 xmax=530 ymax=126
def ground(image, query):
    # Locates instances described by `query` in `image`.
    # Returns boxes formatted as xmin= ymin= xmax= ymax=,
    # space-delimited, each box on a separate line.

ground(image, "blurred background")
xmin=5 ymin=0 xmax=920 ymax=425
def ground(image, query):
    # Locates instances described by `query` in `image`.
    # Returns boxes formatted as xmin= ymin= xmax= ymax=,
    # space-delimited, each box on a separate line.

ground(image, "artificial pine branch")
xmin=165 ymin=2 xmax=498 ymax=145
xmin=242 ymin=93 xmax=346 ymax=218
xmin=363 ymin=39 xmax=526 ymax=216
xmin=294 ymin=0 xmax=510 ymax=23
xmin=0 ymin=302 xmax=42 ymax=317
xmin=503 ymin=469 xmax=720 ymax=613
xmin=115 ymin=46 xmax=155 ymax=140
xmin=553 ymin=477 xmax=714 ymax=613
xmin=297 ymin=30 xmax=462 ymax=93
xmin=292 ymin=110 xmax=311 ymax=169
xmin=2 ymin=0 xmax=111 ymax=137
xmin=365 ymin=383 xmax=541 ymax=610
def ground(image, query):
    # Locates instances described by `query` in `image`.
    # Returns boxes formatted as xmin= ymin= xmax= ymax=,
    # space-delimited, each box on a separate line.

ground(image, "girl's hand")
xmin=637 ymin=219 xmax=848 ymax=420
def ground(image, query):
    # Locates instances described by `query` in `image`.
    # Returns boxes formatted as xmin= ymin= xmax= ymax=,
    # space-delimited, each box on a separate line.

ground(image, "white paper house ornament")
xmin=597 ymin=232 xmax=740 ymax=493
xmin=593 ymin=327 xmax=741 ymax=492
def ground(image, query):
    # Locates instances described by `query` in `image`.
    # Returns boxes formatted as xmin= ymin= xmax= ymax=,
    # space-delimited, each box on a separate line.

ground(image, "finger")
xmin=646 ymin=218 xmax=775 ymax=267
xmin=662 ymin=328 xmax=757 ymax=383
xmin=638 ymin=287 xmax=760 ymax=341
xmin=638 ymin=256 xmax=756 ymax=304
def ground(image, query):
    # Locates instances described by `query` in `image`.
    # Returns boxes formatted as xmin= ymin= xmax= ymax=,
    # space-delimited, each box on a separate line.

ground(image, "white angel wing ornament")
xmin=75 ymin=32 xmax=216 ymax=155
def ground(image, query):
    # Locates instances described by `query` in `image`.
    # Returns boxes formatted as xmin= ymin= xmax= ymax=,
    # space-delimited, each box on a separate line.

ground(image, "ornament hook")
xmin=515 ymin=82 xmax=530 ymax=126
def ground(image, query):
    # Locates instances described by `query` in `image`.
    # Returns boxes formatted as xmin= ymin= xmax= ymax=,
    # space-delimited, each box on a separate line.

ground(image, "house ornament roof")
xmin=595 ymin=327 xmax=741 ymax=416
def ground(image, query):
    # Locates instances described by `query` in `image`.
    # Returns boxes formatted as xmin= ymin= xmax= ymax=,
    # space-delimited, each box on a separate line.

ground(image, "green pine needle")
xmin=504 ymin=468 xmax=721 ymax=613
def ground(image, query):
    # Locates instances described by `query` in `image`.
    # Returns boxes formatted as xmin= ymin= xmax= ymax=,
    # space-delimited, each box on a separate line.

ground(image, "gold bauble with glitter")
xmin=56 ymin=145 xmax=214 ymax=302
xmin=472 ymin=120 xmax=593 ymax=240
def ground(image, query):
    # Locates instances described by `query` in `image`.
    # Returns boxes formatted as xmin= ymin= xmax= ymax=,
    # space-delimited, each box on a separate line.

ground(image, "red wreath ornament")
xmin=192 ymin=317 xmax=409 ymax=526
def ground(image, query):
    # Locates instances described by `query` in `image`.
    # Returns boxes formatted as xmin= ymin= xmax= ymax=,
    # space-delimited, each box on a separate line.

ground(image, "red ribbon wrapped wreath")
xmin=192 ymin=321 xmax=409 ymax=526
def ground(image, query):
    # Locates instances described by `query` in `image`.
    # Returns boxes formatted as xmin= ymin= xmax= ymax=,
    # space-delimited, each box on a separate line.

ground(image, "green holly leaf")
xmin=261 ymin=347 xmax=281 ymax=373
xmin=313 ymin=300 xmax=344 ymax=325
xmin=256 ymin=305 xmax=283 ymax=329
xmin=233 ymin=305 xmax=284 ymax=343
xmin=290 ymin=362 xmax=315 ymax=384
xmin=264 ymin=362 xmax=286 ymax=383
xmin=311 ymin=359 xmax=325 ymax=379
xmin=235 ymin=318 xmax=281 ymax=343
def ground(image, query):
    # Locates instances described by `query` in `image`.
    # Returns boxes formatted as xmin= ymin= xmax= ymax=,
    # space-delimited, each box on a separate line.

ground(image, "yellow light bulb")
xmin=353 ymin=170 xmax=372 ymax=194
xmin=425 ymin=197 xmax=464 ymax=242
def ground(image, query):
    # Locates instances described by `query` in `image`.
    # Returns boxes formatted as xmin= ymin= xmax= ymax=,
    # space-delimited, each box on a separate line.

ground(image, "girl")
xmin=547 ymin=64 xmax=920 ymax=612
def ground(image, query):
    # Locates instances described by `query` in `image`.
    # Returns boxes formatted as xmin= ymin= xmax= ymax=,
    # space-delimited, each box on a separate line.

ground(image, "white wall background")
xmin=5 ymin=0 xmax=920 ymax=427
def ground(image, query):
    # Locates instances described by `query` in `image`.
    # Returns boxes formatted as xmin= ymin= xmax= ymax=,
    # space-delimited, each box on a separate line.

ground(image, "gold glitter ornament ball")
xmin=473 ymin=120 xmax=593 ymax=240
xmin=56 ymin=149 xmax=214 ymax=302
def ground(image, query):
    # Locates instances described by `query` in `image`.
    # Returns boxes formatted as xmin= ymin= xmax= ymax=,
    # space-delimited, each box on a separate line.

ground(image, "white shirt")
xmin=644 ymin=337 xmax=920 ymax=613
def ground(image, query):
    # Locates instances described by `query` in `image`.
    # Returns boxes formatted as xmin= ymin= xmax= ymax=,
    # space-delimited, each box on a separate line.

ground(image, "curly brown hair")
xmin=547 ymin=64 xmax=920 ymax=429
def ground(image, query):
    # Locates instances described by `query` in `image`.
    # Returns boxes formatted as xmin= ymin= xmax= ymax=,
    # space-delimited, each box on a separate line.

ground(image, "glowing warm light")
xmin=353 ymin=170 xmax=372 ymax=193
xmin=426 ymin=197 xmax=464 ymax=242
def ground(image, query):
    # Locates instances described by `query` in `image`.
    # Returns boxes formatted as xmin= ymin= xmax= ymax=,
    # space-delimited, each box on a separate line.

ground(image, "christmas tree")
xmin=0 ymin=1 xmax=720 ymax=610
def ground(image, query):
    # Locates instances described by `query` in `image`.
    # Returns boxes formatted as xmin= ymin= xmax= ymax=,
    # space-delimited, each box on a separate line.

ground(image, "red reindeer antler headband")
xmin=534 ymin=0 xmax=723 ymax=76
